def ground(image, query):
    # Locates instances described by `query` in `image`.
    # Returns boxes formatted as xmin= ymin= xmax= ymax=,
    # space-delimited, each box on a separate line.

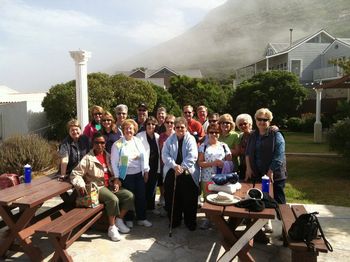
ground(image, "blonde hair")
xmin=66 ymin=119 xmax=80 ymax=132
xmin=255 ymin=108 xmax=273 ymax=121
xmin=90 ymin=105 xmax=103 ymax=119
xmin=102 ymin=111 xmax=117 ymax=132
xmin=121 ymin=119 xmax=139 ymax=134
xmin=218 ymin=113 xmax=235 ymax=131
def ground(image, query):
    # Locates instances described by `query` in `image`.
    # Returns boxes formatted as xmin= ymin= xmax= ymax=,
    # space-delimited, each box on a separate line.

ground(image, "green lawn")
xmin=284 ymin=131 xmax=331 ymax=153
xmin=285 ymin=155 xmax=350 ymax=207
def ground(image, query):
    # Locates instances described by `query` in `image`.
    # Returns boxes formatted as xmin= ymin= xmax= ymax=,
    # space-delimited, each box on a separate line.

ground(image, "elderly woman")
xmin=245 ymin=108 xmax=287 ymax=204
xmin=136 ymin=116 xmax=160 ymax=212
xmin=218 ymin=113 xmax=240 ymax=171
xmin=58 ymin=119 xmax=90 ymax=179
xmin=114 ymin=104 xmax=128 ymax=134
xmin=83 ymin=105 xmax=104 ymax=141
xmin=234 ymin=113 xmax=254 ymax=179
xmin=162 ymin=117 xmax=199 ymax=231
xmin=198 ymin=123 xmax=231 ymax=229
xmin=71 ymin=132 xmax=134 ymax=241
xmin=101 ymin=111 xmax=122 ymax=154
xmin=111 ymin=119 xmax=152 ymax=228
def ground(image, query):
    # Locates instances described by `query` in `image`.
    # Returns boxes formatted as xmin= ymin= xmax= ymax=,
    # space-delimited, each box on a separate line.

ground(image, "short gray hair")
xmin=236 ymin=113 xmax=253 ymax=127
xmin=115 ymin=104 xmax=128 ymax=113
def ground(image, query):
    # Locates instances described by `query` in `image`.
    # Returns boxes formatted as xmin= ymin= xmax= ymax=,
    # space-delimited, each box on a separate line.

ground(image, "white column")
xmin=314 ymin=88 xmax=323 ymax=143
xmin=69 ymin=50 xmax=91 ymax=129
xmin=266 ymin=58 xmax=269 ymax=71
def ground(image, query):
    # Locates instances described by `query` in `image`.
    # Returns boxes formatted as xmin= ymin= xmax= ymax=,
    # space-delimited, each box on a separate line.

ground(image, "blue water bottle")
xmin=24 ymin=164 xmax=32 ymax=184
xmin=261 ymin=174 xmax=270 ymax=193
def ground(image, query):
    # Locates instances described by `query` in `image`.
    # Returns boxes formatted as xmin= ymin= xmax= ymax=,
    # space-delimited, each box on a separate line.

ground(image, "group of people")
xmin=58 ymin=102 xmax=287 ymax=242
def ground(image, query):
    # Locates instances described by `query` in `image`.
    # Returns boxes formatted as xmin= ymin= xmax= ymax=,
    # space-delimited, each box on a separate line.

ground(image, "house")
xmin=117 ymin=66 xmax=202 ymax=89
xmin=235 ymin=29 xmax=350 ymax=87
xmin=0 ymin=85 xmax=47 ymax=140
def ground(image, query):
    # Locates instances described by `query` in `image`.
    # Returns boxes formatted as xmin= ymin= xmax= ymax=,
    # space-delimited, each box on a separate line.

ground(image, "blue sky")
xmin=0 ymin=0 xmax=226 ymax=92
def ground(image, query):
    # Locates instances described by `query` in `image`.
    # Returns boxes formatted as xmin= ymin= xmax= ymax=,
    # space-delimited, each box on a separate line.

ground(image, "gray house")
xmin=235 ymin=29 xmax=350 ymax=86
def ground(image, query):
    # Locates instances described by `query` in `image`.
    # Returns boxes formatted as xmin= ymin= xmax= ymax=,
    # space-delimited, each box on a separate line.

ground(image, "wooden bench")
xmin=279 ymin=204 xmax=329 ymax=262
xmin=36 ymin=204 xmax=104 ymax=262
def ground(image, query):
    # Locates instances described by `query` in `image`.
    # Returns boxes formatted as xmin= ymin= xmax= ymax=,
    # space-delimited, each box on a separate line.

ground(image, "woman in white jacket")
xmin=111 ymin=119 xmax=152 ymax=228
xmin=136 ymin=116 xmax=160 ymax=212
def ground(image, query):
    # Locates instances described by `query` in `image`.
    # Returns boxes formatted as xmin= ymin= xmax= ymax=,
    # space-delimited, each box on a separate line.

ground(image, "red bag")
xmin=0 ymin=174 xmax=20 ymax=190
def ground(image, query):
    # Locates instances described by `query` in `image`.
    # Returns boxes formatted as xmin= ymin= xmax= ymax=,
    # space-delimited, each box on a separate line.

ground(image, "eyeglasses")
xmin=94 ymin=141 xmax=105 ymax=145
xmin=209 ymin=120 xmax=218 ymax=123
xmin=239 ymin=122 xmax=248 ymax=127
xmin=183 ymin=111 xmax=192 ymax=114
xmin=165 ymin=121 xmax=174 ymax=125
xmin=209 ymin=131 xmax=219 ymax=135
xmin=117 ymin=112 xmax=126 ymax=115
xmin=94 ymin=112 xmax=102 ymax=116
xmin=256 ymin=118 xmax=269 ymax=122
xmin=102 ymin=119 xmax=112 ymax=122
xmin=175 ymin=126 xmax=186 ymax=130
xmin=220 ymin=122 xmax=231 ymax=125
xmin=147 ymin=123 xmax=156 ymax=126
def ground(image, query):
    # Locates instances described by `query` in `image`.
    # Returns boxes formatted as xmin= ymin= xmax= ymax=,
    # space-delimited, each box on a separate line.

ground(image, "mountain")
xmin=116 ymin=0 xmax=350 ymax=78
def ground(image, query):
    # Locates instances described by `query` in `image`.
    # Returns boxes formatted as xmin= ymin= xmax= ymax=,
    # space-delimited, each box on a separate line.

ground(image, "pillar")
xmin=69 ymin=50 xmax=91 ymax=129
xmin=314 ymin=88 xmax=323 ymax=143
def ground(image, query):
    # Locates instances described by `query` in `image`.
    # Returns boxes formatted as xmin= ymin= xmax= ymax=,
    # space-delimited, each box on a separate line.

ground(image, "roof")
xmin=268 ymin=43 xmax=290 ymax=54
xmin=146 ymin=66 xmax=179 ymax=78
xmin=314 ymin=75 xmax=350 ymax=89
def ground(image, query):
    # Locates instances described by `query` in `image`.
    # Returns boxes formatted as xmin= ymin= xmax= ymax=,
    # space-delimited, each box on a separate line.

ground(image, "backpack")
xmin=288 ymin=212 xmax=333 ymax=252
xmin=0 ymin=173 xmax=20 ymax=190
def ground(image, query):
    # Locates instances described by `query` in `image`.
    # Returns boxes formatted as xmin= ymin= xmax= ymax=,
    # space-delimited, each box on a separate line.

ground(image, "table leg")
xmin=218 ymin=218 xmax=268 ymax=262
xmin=0 ymin=205 xmax=43 ymax=261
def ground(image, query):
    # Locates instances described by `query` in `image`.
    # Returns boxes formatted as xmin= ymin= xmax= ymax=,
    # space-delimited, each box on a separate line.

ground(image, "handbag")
xmin=75 ymin=182 xmax=100 ymax=208
xmin=0 ymin=173 xmax=20 ymax=190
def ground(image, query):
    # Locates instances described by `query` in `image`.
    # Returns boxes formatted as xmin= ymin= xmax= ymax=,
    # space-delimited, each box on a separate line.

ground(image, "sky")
xmin=0 ymin=0 xmax=226 ymax=93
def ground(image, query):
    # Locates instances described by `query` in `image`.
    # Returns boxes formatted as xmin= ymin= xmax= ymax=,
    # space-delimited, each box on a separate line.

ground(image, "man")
xmin=155 ymin=106 xmax=167 ymax=134
xmin=115 ymin=104 xmax=128 ymax=134
xmin=196 ymin=105 xmax=209 ymax=132
xmin=183 ymin=105 xmax=205 ymax=143
xmin=136 ymin=102 xmax=148 ymax=133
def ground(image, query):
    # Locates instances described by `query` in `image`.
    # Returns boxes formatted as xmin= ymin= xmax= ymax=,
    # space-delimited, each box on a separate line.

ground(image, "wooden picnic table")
xmin=202 ymin=182 xmax=275 ymax=262
xmin=0 ymin=174 xmax=72 ymax=261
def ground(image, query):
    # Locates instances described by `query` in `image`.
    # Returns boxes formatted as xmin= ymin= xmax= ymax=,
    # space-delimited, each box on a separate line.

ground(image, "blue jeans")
xmin=122 ymin=172 xmax=147 ymax=221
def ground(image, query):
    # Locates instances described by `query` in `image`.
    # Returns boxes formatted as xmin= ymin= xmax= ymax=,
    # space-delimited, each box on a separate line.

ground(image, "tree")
xmin=168 ymin=76 xmax=230 ymax=114
xmin=330 ymin=58 xmax=350 ymax=75
xmin=151 ymin=85 xmax=181 ymax=116
xmin=42 ymin=73 xmax=157 ymax=140
xmin=228 ymin=71 xmax=307 ymax=125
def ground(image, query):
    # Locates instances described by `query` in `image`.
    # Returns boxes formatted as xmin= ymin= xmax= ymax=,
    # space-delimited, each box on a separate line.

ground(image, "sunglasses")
xmin=183 ymin=111 xmax=192 ymax=114
xmin=94 ymin=112 xmax=102 ymax=116
xmin=102 ymin=119 xmax=112 ymax=122
xmin=175 ymin=126 xmax=186 ymax=130
xmin=147 ymin=123 xmax=156 ymax=126
xmin=209 ymin=131 xmax=219 ymax=135
xmin=256 ymin=118 xmax=269 ymax=122
xmin=165 ymin=121 xmax=174 ymax=125
xmin=94 ymin=141 xmax=105 ymax=145
xmin=220 ymin=122 xmax=231 ymax=125
xmin=239 ymin=122 xmax=248 ymax=127
xmin=209 ymin=120 xmax=218 ymax=123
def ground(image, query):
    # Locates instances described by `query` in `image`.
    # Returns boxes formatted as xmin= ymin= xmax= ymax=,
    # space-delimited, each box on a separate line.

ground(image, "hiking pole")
xmin=169 ymin=172 xmax=177 ymax=237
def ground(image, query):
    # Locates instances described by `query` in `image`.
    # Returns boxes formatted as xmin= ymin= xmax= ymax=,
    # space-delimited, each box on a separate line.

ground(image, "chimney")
xmin=289 ymin=28 xmax=293 ymax=46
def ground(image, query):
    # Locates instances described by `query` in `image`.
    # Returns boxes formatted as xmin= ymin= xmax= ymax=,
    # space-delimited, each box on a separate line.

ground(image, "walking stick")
xmin=169 ymin=172 xmax=177 ymax=237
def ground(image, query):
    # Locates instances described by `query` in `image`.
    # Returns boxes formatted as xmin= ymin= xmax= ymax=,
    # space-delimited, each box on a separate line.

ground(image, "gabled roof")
xmin=321 ymin=38 xmax=350 ymax=54
xmin=128 ymin=68 xmax=145 ymax=77
xmin=146 ymin=66 xmax=178 ymax=78
xmin=266 ymin=43 xmax=290 ymax=55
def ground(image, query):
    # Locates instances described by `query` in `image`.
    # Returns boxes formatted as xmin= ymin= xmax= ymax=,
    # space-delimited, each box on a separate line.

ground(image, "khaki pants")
xmin=98 ymin=187 xmax=134 ymax=217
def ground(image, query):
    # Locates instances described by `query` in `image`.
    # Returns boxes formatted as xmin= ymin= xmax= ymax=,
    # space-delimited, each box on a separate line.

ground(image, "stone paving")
xmin=1 ymin=198 xmax=350 ymax=261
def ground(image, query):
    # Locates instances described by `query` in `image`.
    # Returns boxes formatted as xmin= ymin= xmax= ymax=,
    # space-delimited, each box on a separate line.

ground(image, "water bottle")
xmin=261 ymin=174 xmax=270 ymax=193
xmin=24 ymin=164 xmax=32 ymax=184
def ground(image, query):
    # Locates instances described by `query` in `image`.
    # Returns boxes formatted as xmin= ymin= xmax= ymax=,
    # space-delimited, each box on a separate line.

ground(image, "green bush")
xmin=0 ymin=134 xmax=56 ymax=175
xmin=328 ymin=118 xmax=350 ymax=157
xmin=286 ymin=117 xmax=302 ymax=131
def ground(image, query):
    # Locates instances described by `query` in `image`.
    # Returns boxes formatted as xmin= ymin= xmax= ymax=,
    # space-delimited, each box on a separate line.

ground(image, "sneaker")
xmin=263 ymin=220 xmax=273 ymax=233
xmin=116 ymin=218 xmax=130 ymax=234
xmin=199 ymin=218 xmax=211 ymax=230
xmin=108 ymin=225 xmax=121 ymax=241
xmin=137 ymin=219 xmax=152 ymax=227
xmin=125 ymin=221 xmax=133 ymax=228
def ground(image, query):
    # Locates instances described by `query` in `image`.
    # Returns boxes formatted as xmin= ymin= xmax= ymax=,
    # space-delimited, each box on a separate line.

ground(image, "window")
xmin=291 ymin=60 xmax=302 ymax=77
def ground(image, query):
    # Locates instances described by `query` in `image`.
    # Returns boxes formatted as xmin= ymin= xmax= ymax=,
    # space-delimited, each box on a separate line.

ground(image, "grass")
xmin=285 ymin=155 xmax=350 ymax=207
xmin=284 ymin=131 xmax=331 ymax=153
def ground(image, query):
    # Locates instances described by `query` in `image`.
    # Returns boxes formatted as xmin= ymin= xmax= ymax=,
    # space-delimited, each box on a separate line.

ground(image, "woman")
xmin=114 ymin=104 xmax=128 ymax=134
xmin=234 ymin=113 xmax=254 ymax=179
xmin=101 ymin=111 xmax=122 ymax=154
xmin=83 ymin=105 xmax=104 ymax=141
xmin=58 ymin=119 xmax=90 ymax=179
xmin=158 ymin=114 xmax=176 ymax=208
xmin=162 ymin=117 xmax=199 ymax=231
xmin=136 ymin=117 xmax=160 ymax=212
xmin=245 ymin=108 xmax=287 ymax=204
xmin=111 ymin=119 xmax=152 ymax=228
xmin=218 ymin=114 xmax=240 ymax=171
xmin=71 ymin=132 xmax=134 ymax=241
xmin=198 ymin=123 xmax=231 ymax=229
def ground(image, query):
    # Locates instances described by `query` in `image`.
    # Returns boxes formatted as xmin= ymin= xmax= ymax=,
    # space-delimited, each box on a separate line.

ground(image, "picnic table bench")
xmin=279 ymin=204 xmax=330 ymax=262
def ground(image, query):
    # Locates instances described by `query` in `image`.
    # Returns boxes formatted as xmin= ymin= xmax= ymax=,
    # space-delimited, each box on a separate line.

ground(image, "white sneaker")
xmin=264 ymin=220 xmax=273 ymax=233
xmin=137 ymin=219 xmax=152 ymax=227
xmin=126 ymin=221 xmax=133 ymax=228
xmin=116 ymin=218 xmax=130 ymax=234
xmin=108 ymin=225 xmax=121 ymax=241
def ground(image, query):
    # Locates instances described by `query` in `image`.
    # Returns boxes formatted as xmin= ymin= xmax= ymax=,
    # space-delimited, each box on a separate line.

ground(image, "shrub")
xmin=300 ymin=113 xmax=315 ymax=132
xmin=286 ymin=117 xmax=302 ymax=131
xmin=328 ymin=118 xmax=350 ymax=158
xmin=0 ymin=134 xmax=56 ymax=175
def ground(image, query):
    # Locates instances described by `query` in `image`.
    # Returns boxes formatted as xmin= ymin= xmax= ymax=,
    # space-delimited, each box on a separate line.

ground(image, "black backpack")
xmin=288 ymin=212 xmax=333 ymax=252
